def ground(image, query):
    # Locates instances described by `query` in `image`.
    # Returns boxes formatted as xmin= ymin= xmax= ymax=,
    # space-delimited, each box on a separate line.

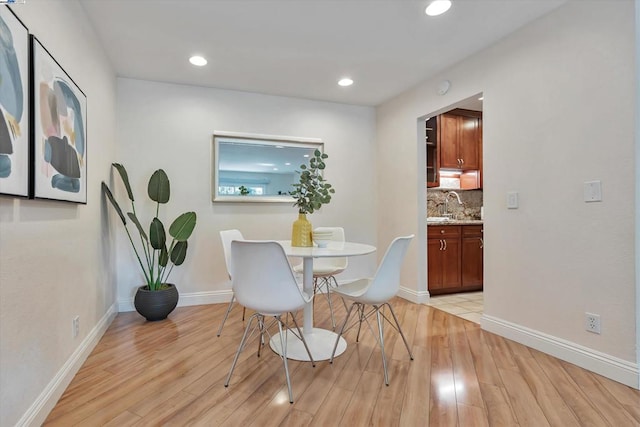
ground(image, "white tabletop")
xmin=277 ymin=240 xmax=376 ymax=258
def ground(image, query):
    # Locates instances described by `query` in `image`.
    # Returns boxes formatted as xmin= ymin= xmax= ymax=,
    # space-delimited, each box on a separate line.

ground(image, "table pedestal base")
xmin=269 ymin=328 xmax=346 ymax=361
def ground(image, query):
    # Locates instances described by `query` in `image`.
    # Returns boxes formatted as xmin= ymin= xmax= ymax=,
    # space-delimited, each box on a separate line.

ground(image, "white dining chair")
xmin=329 ymin=235 xmax=414 ymax=385
xmin=217 ymin=229 xmax=245 ymax=337
xmin=293 ymin=226 xmax=347 ymax=329
xmin=224 ymin=240 xmax=315 ymax=403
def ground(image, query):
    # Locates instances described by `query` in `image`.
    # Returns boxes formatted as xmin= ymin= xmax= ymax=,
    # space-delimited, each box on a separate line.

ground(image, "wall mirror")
xmin=212 ymin=131 xmax=323 ymax=202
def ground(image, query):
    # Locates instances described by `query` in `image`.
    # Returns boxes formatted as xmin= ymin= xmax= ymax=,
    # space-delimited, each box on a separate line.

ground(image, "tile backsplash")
xmin=427 ymin=188 xmax=483 ymax=220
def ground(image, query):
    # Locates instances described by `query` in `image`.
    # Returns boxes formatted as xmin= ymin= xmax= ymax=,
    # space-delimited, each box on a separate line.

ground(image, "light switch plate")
xmin=584 ymin=180 xmax=602 ymax=202
xmin=506 ymin=191 xmax=519 ymax=209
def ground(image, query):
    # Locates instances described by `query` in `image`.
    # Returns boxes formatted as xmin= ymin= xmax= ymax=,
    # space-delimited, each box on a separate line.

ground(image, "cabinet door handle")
xmin=439 ymin=239 xmax=443 ymax=251
xmin=443 ymin=239 xmax=447 ymax=251
xmin=461 ymin=158 xmax=464 ymax=165
xmin=480 ymin=238 xmax=484 ymax=249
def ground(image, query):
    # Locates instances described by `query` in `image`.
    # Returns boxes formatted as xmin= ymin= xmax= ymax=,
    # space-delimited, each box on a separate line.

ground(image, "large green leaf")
xmin=102 ymin=182 xmax=127 ymax=225
xmin=112 ymin=163 xmax=134 ymax=202
xmin=148 ymin=169 xmax=170 ymax=204
xmin=170 ymin=241 xmax=188 ymax=265
xmin=127 ymin=212 xmax=148 ymax=242
xmin=159 ymin=244 xmax=169 ymax=267
xmin=149 ymin=217 xmax=166 ymax=250
xmin=168 ymin=212 xmax=197 ymax=241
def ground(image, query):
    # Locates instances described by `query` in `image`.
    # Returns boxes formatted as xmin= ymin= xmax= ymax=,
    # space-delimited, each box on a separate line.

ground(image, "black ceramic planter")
xmin=134 ymin=284 xmax=179 ymax=321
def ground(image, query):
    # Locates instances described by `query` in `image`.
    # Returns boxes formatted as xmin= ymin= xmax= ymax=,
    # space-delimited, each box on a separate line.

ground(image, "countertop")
xmin=427 ymin=219 xmax=483 ymax=225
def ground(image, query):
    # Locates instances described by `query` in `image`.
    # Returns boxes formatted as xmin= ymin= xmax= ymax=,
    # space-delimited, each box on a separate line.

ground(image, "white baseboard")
xmin=398 ymin=285 xmax=430 ymax=304
xmin=482 ymin=314 xmax=639 ymax=389
xmin=118 ymin=289 xmax=233 ymax=312
xmin=17 ymin=303 xmax=118 ymax=427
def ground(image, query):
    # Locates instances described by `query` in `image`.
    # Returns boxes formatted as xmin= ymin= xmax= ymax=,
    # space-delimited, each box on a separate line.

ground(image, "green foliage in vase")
xmin=102 ymin=163 xmax=197 ymax=291
xmin=289 ymin=149 xmax=335 ymax=214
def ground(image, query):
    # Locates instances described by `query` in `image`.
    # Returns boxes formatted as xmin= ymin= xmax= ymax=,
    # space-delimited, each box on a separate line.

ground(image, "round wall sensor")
xmin=437 ymin=80 xmax=451 ymax=95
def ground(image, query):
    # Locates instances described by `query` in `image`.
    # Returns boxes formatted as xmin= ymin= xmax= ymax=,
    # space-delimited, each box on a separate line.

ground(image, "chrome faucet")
xmin=443 ymin=191 xmax=463 ymax=217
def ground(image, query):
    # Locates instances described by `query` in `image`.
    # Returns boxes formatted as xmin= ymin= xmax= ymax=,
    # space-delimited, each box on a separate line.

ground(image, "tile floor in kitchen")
xmin=427 ymin=291 xmax=484 ymax=324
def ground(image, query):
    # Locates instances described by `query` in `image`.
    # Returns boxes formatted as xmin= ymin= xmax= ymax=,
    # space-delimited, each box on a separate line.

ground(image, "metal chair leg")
xmin=323 ymin=277 xmax=337 ymax=329
xmin=277 ymin=318 xmax=294 ymax=403
xmin=289 ymin=313 xmax=316 ymax=367
xmin=385 ymin=302 xmax=414 ymax=360
xmin=256 ymin=315 xmax=265 ymax=358
xmin=330 ymin=302 xmax=357 ymax=363
xmin=355 ymin=304 xmax=365 ymax=342
xmin=217 ymin=294 xmax=236 ymax=337
xmin=225 ymin=313 xmax=258 ymax=387
xmin=376 ymin=308 xmax=389 ymax=386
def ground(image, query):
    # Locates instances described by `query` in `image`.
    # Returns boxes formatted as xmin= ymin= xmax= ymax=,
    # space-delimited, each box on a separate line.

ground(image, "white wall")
xmin=115 ymin=79 xmax=377 ymax=308
xmin=377 ymin=0 xmax=638 ymax=386
xmin=0 ymin=1 xmax=118 ymax=426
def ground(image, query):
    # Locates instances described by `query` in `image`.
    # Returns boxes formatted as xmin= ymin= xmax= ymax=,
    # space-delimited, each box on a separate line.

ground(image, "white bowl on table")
xmin=312 ymin=230 xmax=333 ymax=248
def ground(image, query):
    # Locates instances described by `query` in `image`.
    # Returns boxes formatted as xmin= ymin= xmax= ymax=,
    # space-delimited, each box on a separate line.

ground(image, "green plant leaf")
xmin=171 ymin=241 xmax=188 ymax=265
xmin=127 ymin=212 xmax=148 ymax=242
xmin=150 ymin=217 xmax=166 ymax=250
xmin=148 ymin=169 xmax=170 ymax=204
xmin=169 ymin=212 xmax=197 ymax=241
xmin=112 ymin=163 xmax=134 ymax=201
xmin=159 ymin=244 xmax=169 ymax=267
xmin=102 ymin=182 xmax=127 ymax=225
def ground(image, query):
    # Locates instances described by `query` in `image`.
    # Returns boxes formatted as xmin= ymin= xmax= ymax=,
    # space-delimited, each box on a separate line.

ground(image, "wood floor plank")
xmin=498 ymin=367 xmax=551 ymax=426
xmin=43 ymin=298 xmax=637 ymax=426
xmin=531 ymin=350 xmax=609 ymax=427
xmin=369 ymin=359 xmax=411 ymax=426
xmin=560 ymin=360 xmax=638 ymax=426
xmin=339 ymin=370 xmax=384 ymax=426
xmin=399 ymin=346 xmax=430 ymax=426
xmin=478 ymin=382 xmax=520 ymax=426
xmin=428 ymin=334 xmax=458 ymax=426
xmin=309 ymin=385 xmax=352 ymax=426
xmin=457 ymin=402 xmax=490 ymax=427
xmin=448 ymin=314 xmax=485 ymax=409
xmin=513 ymin=354 xmax=581 ymax=427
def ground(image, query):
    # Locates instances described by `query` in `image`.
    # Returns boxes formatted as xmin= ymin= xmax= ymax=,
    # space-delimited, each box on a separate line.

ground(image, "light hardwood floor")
xmin=45 ymin=297 xmax=640 ymax=426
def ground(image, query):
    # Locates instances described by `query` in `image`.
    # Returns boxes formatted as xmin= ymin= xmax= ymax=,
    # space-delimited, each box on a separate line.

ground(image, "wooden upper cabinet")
xmin=439 ymin=113 xmax=459 ymax=169
xmin=458 ymin=115 xmax=479 ymax=170
xmin=439 ymin=110 xmax=481 ymax=171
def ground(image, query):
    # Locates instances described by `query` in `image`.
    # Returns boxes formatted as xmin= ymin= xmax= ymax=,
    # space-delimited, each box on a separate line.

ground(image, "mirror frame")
xmin=211 ymin=131 xmax=324 ymax=203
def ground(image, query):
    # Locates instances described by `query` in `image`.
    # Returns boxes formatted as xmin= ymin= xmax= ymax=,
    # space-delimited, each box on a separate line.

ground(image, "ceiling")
xmin=80 ymin=0 xmax=566 ymax=107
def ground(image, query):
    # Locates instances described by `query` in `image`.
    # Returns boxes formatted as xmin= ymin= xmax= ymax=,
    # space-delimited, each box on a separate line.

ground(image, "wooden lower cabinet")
xmin=428 ymin=224 xmax=483 ymax=295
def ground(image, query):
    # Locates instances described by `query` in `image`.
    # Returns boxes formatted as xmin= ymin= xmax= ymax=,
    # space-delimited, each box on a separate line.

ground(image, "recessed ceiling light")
xmin=425 ymin=0 xmax=451 ymax=16
xmin=189 ymin=55 xmax=207 ymax=66
xmin=338 ymin=78 xmax=354 ymax=87
xmin=285 ymin=162 xmax=291 ymax=166
xmin=303 ymin=154 xmax=310 ymax=158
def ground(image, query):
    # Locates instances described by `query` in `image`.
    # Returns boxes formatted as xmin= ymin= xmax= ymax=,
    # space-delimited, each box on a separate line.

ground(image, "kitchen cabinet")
xmin=428 ymin=224 xmax=483 ymax=295
xmin=461 ymin=225 xmax=483 ymax=287
xmin=426 ymin=116 xmax=439 ymax=188
xmin=427 ymin=226 xmax=460 ymax=290
xmin=439 ymin=110 xmax=481 ymax=171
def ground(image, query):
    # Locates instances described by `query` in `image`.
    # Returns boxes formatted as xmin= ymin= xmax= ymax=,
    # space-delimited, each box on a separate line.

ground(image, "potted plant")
xmin=102 ymin=163 xmax=197 ymax=321
xmin=289 ymin=149 xmax=334 ymax=246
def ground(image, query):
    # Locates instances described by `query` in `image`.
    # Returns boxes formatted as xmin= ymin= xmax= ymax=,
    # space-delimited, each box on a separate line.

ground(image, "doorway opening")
xmin=421 ymin=92 xmax=484 ymax=323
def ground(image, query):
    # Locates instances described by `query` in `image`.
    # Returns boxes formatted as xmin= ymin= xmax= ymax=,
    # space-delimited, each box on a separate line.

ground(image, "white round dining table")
xmin=269 ymin=240 xmax=376 ymax=361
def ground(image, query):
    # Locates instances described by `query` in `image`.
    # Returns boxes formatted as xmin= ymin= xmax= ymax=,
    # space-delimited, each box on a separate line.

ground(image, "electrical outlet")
xmin=585 ymin=312 xmax=601 ymax=334
xmin=72 ymin=316 xmax=80 ymax=338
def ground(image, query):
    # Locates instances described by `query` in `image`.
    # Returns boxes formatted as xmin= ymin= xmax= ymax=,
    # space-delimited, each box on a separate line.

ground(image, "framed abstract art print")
xmin=31 ymin=35 xmax=87 ymax=203
xmin=0 ymin=6 xmax=29 ymax=197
